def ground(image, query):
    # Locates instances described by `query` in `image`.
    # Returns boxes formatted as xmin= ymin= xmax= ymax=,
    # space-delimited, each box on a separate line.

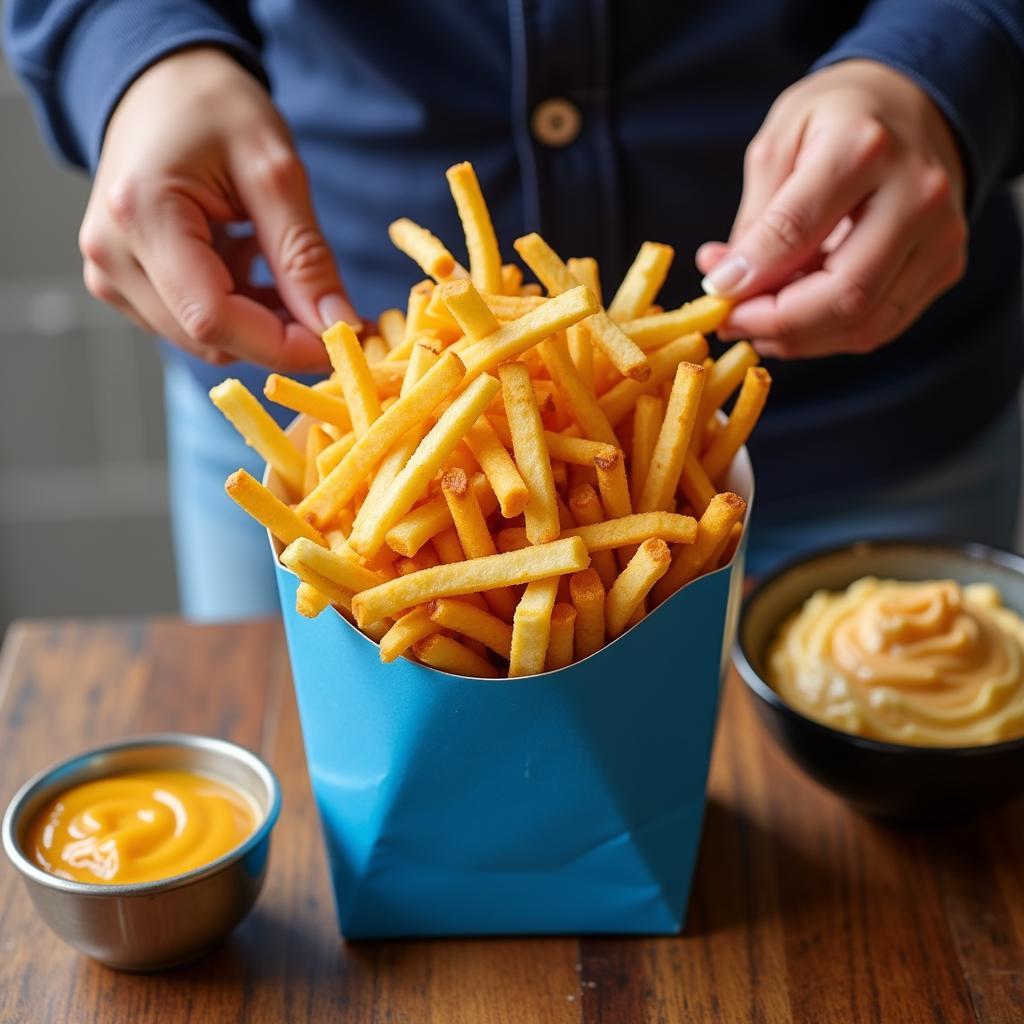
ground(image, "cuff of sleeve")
xmin=59 ymin=0 xmax=266 ymax=170
xmin=810 ymin=0 xmax=1023 ymax=216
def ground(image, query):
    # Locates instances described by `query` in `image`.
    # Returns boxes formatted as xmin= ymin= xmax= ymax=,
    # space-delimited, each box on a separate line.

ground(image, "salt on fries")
xmin=211 ymin=161 xmax=768 ymax=677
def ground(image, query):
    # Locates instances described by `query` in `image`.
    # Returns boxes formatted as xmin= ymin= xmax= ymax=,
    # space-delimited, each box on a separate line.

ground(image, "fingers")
xmin=722 ymin=167 xmax=964 ymax=354
xmin=232 ymin=146 xmax=359 ymax=332
xmin=701 ymin=118 xmax=889 ymax=300
xmin=109 ymin=183 xmax=330 ymax=372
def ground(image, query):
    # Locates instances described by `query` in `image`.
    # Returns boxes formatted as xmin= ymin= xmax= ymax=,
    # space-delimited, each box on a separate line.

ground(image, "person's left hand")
xmin=697 ymin=59 xmax=967 ymax=359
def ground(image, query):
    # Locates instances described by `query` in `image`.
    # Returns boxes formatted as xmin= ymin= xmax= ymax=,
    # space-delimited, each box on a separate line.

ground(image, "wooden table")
xmin=1 ymin=619 xmax=1022 ymax=1023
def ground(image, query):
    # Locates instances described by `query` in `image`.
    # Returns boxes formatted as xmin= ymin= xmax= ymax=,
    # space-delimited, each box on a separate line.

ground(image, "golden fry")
xmin=500 ymin=362 xmax=560 ymax=544
xmin=501 ymin=263 xmax=523 ymax=294
xmin=619 ymin=295 xmax=733 ymax=349
xmin=562 ymin=511 xmax=697 ymax=551
xmin=378 ymin=308 xmax=406 ymax=349
xmin=538 ymin=332 xmax=618 ymax=445
xmin=545 ymin=602 xmax=577 ymax=671
xmin=607 ymin=242 xmax=674 ymax=322
xmin=652 ymin=492 xmax=747 ymax=603
xmin=446 ymin=162 xmax=503 ymax=294
xmin=695 ymin=341 xmax=759 ymax=447
xmin=225 ymin=469 xmax=325 ymax=547
xmin=606 ymin=538 xmax=671 ymax=639
xmin=363 ymin=335 xmax=389 ymax=365
xmin=496 ymin=526 xmax=529 ymax=553
xmin=322 ymin=321 xmax=381 ymax=437
xmin=263 ymin=374 xmax=353 ymax=432
xmin=412 ymin=633 xmax=499 ymax=677
xmin=427 ymin=598 xmax=514 ymax=659
xmin=463 ymin=416 xmax=530 ymax=518
xmin=509 ymin=577 xmax=559 ymax=676
xmin=209 ymin=379 xmax=306 ymax=496
xmin=702 ymin=367 xmax=771 ymax=482
xmin=678 ymin=452 xmax=716 ymax=515
xmin=379 ymin=609 xmax=440 ymax=663
xmin=566 ymin=256 xmax=600 ymax=391
xmin=351 ymin=537 xmax=589 ymax=626
xmin=569 ymin=568 xmax=606 ymax=661
xmin=441 ymin=278 xmax=500 ymax=341
xmin=388 ymin=218 xmax=459 ymax=281
xmin=637 ymin=362 xmax=705 ymax=513
xmin=295 ymin=582 xmax=331 ymax=619
xmin=566 ymin=484 xmax=619 ymax=591
xmin=385 ymin=472 xmax=498 ymax=557
xmin=304 ymin=425 xmax=332 ymax=495
xmin=630 ymin=395 xmax=663 ymax=505
xmin=513 ymin=233 xmax=650 ymax=381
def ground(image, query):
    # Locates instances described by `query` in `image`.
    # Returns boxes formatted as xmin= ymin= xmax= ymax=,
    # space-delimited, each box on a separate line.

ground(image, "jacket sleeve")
xmin=2 ymin=0 xmax=266 ymax=170
xmin=811 ymin=0 xmax=1024 ymax=214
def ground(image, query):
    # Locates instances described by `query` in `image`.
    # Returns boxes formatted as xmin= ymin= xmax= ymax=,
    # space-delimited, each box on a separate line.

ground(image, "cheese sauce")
xmin=25 ymin=769 xmax=259 ymax=884
xmin=767 ymin=578 xmax=1024 ymax=747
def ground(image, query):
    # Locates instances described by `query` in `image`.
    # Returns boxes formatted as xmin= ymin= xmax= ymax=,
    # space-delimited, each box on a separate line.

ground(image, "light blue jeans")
xmin=164 ymin=358 xmax=1022 ymax=620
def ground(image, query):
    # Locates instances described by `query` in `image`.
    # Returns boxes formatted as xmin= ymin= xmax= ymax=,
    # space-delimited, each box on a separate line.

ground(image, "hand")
xmin=696 ymin=60 xmax=967 ymax=359
xmin=79 ymin=47 xmax=358 ymax=370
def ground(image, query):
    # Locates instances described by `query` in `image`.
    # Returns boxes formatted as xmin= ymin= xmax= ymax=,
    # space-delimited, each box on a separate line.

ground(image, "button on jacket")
xmin=5 ymin=1 xmax=1024 ymax=507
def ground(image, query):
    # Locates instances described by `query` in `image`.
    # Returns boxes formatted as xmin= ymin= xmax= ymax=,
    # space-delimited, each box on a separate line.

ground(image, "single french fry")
xmin=545 ymin=603 xmax=577 ymax=671
xmin=598 ymin=332 xmax=709 ymax=426
xmin=538 ymin=332 xmax=619 ymax=445
xmin=566 ymin=484 xmax=619 ymax=591
xmin=412 ymin=633 xmax=499 ymax=677
xmin=441 ymin=278 xmax=500 ymax=341
xmin=637 ymin=362 xmax=705 ymax=513
xmin=347 ymin=373 xmax=500 ymax=558
xmin=500 ymin=362 xmax=560 ymax=544
xmin=280 ymin=537 xmax=386 ymax=606
xmin=225 ymin=469 xmax=326 ymax=548
xmin=487 ymin=416 xmax=618 ymax=469
xmin=509 ymin=577 xmax=559 ymax=676
xmin=702 ymin=367 xmax=771 ymax=482
xmin=209 ymin=379 xmax=306 ymax=496
xmin=441 ymin=468 xmax=519 ymax=621
xmin=652 ymin=492 xmax=747 ymax=604
xmin=388 ymin=218 xmax=458 ymax=281
xmin=607 ymin=242 xmax=674 ymax=322
xmin=369 ymin=360 xmax=409 ymax=399
xmin=694 ymin=341 xmax=759 ymax=447
xmin=566 ymin=256 xmax=600 ymax=392
xmin=304 ymin=425 xmax=333 ymax=496
xmin=567 ymin=256 xmax=601 ymax=302
xmin=562 ymin=511 xmax=697 ymax=551
xmin=296 ymin=582 xmax=331 ymax=619
xmin=378 ymin=308 xmax=406 ymax=349
xmin=569 ymin=568 xmax=606 ymax=661
xmin=296 ymin=351 xmax=465 ymax=528
xmin=501 ymin=263 xmax=523 ymax=294
xmin=630 ymin=395 xmax=664 ymax=505
xmin=446 ymin=162 xmax=503 ymax=295
xmin=513 ymin=233 xmax=650 ymax=381
xmin=460 ymin=286 xmax=598 ymax=383
xmin=717 ymin=520 xmax=744 ymax=567
xmin=496 ymin=526 xmax=529 ymax=553
xmin=480 ymin=293 xmax=547 ymax=319
xmin=351 ymin=537 xmax=589 ymax=626
xmin=363 ymin=335 xmax=389 ymax=364
xmin=263 ymin=374 xmax=353 ymax=432
xmin=442 ymin=444 xmax=479 ymax=479
xmin=594 ymin=448 xmax=634 ymax=570
xmin=428 ymin=598 xmax=514 ymax=660
xmin=678 ymin=452 xmax=716 ymax=515
xmin=606 ymin=538 xmax=671 ymax=639
xmin=348 ymin=425 xmax=424 ymax=545
xmin=463 ymin=417 xmax=529 ymax=518
xmin=379 ymin=609 xmax=441 ymax=663
xmin=619 ymin=295 xmax=733 ymax=349
xmin=322 ymin=321 xmax=381 ymax=437
xmin=396 ymin=545 xmax=441 ymax=574
xmin=385 ymin=472 xmax=498 ymax=557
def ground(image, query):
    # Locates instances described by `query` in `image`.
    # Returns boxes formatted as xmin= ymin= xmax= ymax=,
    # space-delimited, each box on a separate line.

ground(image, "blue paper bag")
xmin=267 ymin=418 xmax=752 ymax=938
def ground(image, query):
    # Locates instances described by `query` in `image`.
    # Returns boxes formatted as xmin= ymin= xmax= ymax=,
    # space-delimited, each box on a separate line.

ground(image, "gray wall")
xmin=0 ymin=56 xmax=178 ymax=628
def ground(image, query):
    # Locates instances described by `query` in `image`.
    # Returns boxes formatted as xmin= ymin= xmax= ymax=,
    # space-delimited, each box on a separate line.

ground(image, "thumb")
xmin=239 ymin=148 xmax=360 ymax=333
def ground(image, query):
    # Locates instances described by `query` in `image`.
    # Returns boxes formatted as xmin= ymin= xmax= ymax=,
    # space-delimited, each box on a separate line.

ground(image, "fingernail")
xmin=701 ymin=255 xmax=751 ymax=297
xmin=318 ymin=294 xmax=361 ymax=332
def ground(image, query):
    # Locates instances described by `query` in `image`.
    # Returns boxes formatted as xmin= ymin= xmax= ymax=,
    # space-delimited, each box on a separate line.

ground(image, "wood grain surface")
xmin=1 ymin=618 xmax=1022 ymax=1023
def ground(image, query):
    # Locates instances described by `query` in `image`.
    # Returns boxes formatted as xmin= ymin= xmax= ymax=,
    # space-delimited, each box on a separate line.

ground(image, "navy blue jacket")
xmin=5 ymin=1 xmax=1024 ymax=507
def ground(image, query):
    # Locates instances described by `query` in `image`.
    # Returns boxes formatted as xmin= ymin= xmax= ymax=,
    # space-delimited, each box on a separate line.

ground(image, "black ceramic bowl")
xmin=734 ymin=539 xmax=1024 ymax=824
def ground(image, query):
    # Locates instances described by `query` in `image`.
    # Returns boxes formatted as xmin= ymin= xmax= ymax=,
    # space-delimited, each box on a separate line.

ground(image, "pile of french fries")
xmin=210 ymin=161 xmax=770 ymax=678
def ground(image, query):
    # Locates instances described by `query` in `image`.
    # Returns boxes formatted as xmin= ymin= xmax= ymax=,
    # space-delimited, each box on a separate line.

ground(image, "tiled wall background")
xmin=0 ymin=55 xmax=178 ymax=628
xmin=2 ymin=50 xmax=1022 ymax=631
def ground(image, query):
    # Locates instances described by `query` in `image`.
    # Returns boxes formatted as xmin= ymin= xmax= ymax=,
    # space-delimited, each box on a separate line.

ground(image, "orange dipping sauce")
xmin=24 ymin=770 xmax=259 ymax=884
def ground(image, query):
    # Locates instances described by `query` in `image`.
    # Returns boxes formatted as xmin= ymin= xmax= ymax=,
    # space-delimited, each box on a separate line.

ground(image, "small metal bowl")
xmin=735 ymin=539 xmax=1024 ymax=824
xmin=2 ymin=733 xmax=281 ymax=971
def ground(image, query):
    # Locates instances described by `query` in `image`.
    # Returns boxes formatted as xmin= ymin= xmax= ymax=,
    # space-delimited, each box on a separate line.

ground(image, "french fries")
xmin=215 ymin=160 xmax=769 ymax=677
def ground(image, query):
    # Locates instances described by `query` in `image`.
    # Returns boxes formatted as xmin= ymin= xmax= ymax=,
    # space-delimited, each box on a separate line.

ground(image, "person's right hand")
xmin=79 ymin=47 xmax=359 ymax=370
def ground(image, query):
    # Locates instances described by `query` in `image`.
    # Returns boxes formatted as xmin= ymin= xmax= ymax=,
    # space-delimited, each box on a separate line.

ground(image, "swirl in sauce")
xmin=25 ymin=770 xmax=259 ymax=884
xmin=767 ymin=578 xmax=1024 ymax=746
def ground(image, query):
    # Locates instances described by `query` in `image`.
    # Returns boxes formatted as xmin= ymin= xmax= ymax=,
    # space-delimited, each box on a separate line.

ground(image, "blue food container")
xmin=266 ymin=417 xmax=753 ymax=938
